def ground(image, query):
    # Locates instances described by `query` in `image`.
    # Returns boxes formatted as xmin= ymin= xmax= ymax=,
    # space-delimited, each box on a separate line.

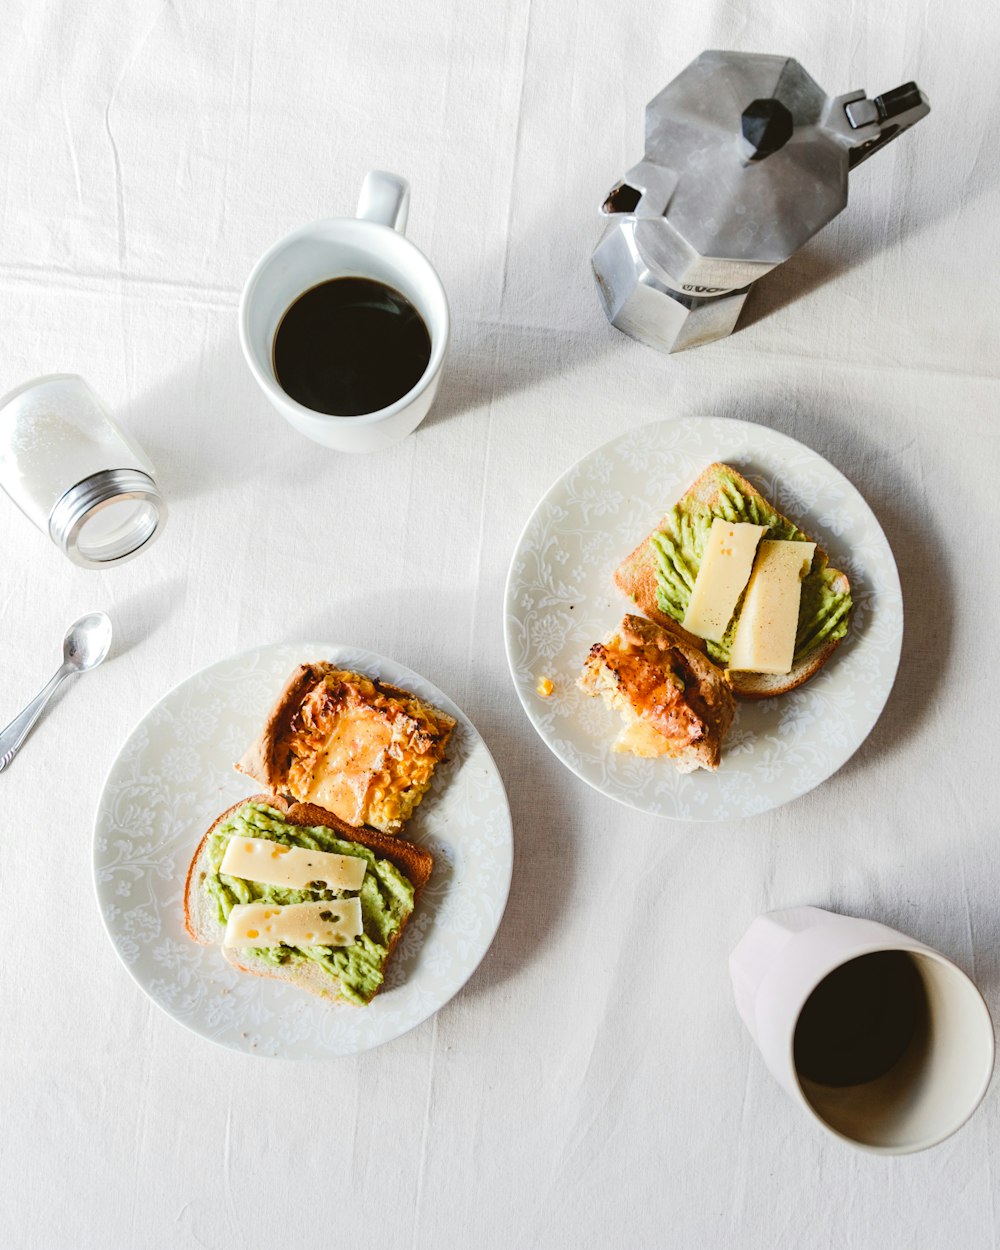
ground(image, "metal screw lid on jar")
xmin=47 ymin=468 xmax=166 ymax=568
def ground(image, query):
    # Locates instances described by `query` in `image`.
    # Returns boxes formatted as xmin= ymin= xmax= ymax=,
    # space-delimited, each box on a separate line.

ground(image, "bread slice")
xmin=614 ymin=463 xmax=852 ymax=699
xmin=236 ymin=663 xmax=456 ymax=835
xmin=578 ymin=614 xmax=735 ymax=772
xmin=185 ymin=793 xmax=433 ymax=1006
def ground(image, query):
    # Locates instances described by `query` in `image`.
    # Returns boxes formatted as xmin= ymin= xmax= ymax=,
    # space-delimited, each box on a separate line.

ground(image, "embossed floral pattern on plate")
xmin=94 ymin=644 xmax=513 ymax=1058
xmin=504 ymin=418 xmax=902 ymax=822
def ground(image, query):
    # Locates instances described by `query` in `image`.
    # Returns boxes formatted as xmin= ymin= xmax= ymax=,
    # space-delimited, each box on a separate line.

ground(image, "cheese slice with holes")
xmin=219 ymin=836 xmax=366 ymax=891
xmin=682 ymin=518 xmax=767 ymax=642
xmin=728 ymin=540 xmax=816 ymax=675
xmin=223 ymin=898 xmax=363 ymax=948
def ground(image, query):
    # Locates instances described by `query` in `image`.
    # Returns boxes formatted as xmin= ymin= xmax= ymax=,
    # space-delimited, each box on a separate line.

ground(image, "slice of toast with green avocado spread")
xmin=185 ymin=794 xmax=433 ymax=1006
xmin=614 ymin=463 xmax=852 ymax=699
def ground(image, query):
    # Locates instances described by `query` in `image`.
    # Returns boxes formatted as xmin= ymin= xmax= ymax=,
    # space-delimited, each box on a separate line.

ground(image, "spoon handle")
xmin=0 ymin=665 xmax=75 ymax=772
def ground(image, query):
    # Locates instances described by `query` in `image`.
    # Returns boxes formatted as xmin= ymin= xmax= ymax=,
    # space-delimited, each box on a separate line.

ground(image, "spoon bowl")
xmin=64 ymin=612 xmax=113 ymax=672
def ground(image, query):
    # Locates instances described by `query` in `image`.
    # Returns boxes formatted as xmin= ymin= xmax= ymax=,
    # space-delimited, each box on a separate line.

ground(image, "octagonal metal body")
xmin=592 ymin=219 xmax=751 ymax=354
xmin=592 ymin=50 xmax=930 ymax=353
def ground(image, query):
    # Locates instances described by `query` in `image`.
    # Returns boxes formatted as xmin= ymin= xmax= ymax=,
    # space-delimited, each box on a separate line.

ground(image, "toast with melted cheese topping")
xmin=578 ymin=614 xmax=735 ymax=772
xmin=236 ymin=663 xmax=456 ymax=835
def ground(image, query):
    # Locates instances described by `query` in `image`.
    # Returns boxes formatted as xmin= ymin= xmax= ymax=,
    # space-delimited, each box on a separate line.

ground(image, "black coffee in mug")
xmin=273 ymin=277 xmax=432 ymax=417
xmin=793 ymin=950 xmax=927 ymax=1087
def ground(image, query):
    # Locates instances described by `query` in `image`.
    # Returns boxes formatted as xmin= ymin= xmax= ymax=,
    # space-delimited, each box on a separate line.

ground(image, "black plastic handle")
xmin=848 ymin=81 xmax=930 ymax=170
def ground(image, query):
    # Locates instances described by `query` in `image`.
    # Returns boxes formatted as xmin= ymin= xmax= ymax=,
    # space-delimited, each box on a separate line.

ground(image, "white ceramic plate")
xmin=504 ymin=417 xmax=902 ymax=821
xmin=93 ymin=643 xmax=512 ymax=1057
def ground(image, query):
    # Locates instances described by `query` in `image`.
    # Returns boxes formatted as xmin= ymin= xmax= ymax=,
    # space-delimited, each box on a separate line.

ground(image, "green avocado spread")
xmin=649 ymin=467 xmax=853 ymax=666
xmin=204 ymin=801 xmax=415 ymax=1006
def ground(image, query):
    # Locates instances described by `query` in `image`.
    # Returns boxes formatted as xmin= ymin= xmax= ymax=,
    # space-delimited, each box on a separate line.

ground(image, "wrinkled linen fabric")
xmin=1 ymin=2 xmax=998 ymax=1247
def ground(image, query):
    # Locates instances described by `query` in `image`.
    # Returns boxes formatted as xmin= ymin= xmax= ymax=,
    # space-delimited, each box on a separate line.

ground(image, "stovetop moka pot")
xmin=592 ymin=51 xmax=930 ymax=353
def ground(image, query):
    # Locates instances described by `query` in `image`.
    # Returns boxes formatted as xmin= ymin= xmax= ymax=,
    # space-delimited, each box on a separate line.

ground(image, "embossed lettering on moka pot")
xmin=591 ymin=51 xmax=930 ymax=353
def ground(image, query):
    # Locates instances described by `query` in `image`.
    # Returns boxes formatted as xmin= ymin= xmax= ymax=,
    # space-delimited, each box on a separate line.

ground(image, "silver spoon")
xmin=0 ymin=611 xmax=113 ymax=772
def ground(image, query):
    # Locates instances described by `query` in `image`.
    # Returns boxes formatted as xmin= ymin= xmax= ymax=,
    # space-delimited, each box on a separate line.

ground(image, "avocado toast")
xmin=614 ymin=463 xmax=852 ymax=698
xmin=185 ymin=794 xmax=433 ymax=1006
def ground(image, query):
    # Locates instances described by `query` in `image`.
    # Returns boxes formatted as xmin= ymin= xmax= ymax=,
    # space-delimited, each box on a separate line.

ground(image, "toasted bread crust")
xmin=614 ymin=463 xmax=847 ymax=699
xmin=184 ymin=793 xmax=433 ymax=1005
xmin=234 ymin=666 xmax=317 ymax=795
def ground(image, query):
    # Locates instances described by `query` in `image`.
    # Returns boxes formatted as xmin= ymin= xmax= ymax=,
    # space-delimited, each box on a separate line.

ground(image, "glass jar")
xmin=0 ymin=374 xmax=166 ymax=568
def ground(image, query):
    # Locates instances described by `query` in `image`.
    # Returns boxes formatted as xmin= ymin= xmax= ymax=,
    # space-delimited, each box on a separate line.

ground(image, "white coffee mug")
xmin=730 ymin=906 xmax=995 ymax=1154
xmin=239 ymin=170 xmax=449 ymax=453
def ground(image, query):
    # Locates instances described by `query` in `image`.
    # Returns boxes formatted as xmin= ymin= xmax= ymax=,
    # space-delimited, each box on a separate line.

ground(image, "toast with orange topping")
xmin=578 ymin=614 xmax=735 ymax=772
xmin=236 ymin=663 xmax=456 ymax=834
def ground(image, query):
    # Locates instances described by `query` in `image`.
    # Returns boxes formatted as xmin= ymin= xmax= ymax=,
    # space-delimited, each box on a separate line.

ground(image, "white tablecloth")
xmin=2 ymin=3 xmax=998 ymax=1247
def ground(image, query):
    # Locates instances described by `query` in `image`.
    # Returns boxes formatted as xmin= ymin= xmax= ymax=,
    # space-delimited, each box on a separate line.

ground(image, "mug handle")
xmin=356 ymin=170 xmax=410 ymax=234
